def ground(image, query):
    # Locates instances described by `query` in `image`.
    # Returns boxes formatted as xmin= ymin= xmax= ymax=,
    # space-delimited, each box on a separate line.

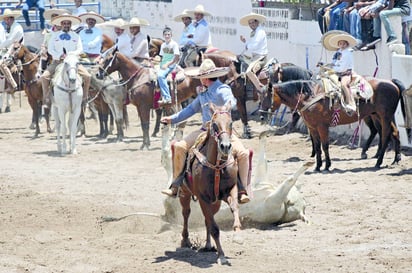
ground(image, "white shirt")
xmin=0 ymin=22 xmax=24 ymax=49
xmin=48 ymin=30 xmax=83 ymax=60
xmin=159 ymin=39 xmax=180 ymax=66
xmin=115 ymin=31 xmax=131 ymax=57
xmin=79 ymin=26 xmax=103 ymax=55
xmin=244 ymin=25 xmax=268 ymax=58
xmin=130 ymin=32 xmax=149 ymax=59
xmin=192 ymin=18 xmax=211 ymax=47
xmin=332 ymin=47 xmax=353 ymax=73
xmin=72 ymin=6 xmax=87 ymax=16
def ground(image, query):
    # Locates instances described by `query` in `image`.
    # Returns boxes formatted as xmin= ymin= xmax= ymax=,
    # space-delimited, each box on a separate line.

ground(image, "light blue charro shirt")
xmin=170 ymin=80 xmax=237 ymax=128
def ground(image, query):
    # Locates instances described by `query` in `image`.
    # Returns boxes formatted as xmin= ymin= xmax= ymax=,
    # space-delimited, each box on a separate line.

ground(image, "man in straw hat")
xmin=0 ymin=9 xmax=24 ymax=96
xmin=16 ymin=0 xmax=46 ymax=30
xmin=328 ymin=32 xmax=357 ymax=113
xmin=107 ymin=18 xmax=131 ymax=57
xmin=173 ymin=9 xmax=195 ymax=67
xmin=185 ymin=4 xmax=212 ymax=66
xmin=126 ymin=17 xmax=150 ymax=63
xmin=40 ymin=13 xmax=91 ymax=108
xmin=160 ymin=59 xmax=251 ymax=204
xmin=79 ymin=11 xmax=104 ymax=61
xmin=239 ymin=12 xmax=268 ymax=94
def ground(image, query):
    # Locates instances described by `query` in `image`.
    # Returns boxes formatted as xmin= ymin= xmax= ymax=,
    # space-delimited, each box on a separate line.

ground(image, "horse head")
xmin=4 ymin=39 xmax=24 ymax=64
xmin=63 ymin=52 xmax=80 ymax=85
xmin=209 ymin=102 xmax=233 ymax=157
xmin=97 ymin=46 xmax=118 ymax=79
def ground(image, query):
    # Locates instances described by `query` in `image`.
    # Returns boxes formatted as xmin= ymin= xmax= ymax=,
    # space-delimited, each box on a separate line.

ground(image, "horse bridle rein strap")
xmin=193 ymin=148 xmax=235 ymax=203
xmin=299 ymin=94 xmax=324 ymax=113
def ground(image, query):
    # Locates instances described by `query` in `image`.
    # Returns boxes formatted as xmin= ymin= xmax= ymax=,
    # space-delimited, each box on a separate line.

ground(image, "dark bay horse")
xmin=6 ymin=41 xmax=52 ymax=136
xmin=266 ymin=79 xmax=404 ymax=171
xmin=178 ymin=102 xmax=240 ymax=265
xmin=204 ymin=52 xmax=313 ymax=138
xmin=97 ymin=47 xmax=162 ymax=149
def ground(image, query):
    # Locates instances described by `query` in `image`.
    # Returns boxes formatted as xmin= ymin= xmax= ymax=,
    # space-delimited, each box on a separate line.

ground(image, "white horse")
xmin=52 ymin=53 xmax=83 ymax=155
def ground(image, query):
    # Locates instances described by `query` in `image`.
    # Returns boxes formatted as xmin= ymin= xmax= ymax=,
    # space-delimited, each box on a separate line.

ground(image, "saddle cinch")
xmin=319 ymin=69 xmax=374 ymax=109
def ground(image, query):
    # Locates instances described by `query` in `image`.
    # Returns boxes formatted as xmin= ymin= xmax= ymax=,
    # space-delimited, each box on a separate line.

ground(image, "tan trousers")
xmin=0 ymin=62 xmax=17 ymax=90
xmin=41 ymin=60 xmax=91 ymax=105
xmin=245 ymin=56 xmax=266 ymax=91
xmin=172 ymin=128 xmax=250 ymax=195
xmin=341 ymin=75 xmax=356 ymax=110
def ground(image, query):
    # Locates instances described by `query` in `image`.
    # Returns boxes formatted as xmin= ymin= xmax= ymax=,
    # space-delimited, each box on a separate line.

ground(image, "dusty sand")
xmin=0 ymin=96 xmax=411 ymax=273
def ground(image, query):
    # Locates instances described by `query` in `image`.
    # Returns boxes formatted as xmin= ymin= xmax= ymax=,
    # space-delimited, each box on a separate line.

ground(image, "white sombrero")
xmin=239 ymin=12 xmax=266 ymax=26
xmin=174 ymin=9 xmax=192 ymax=22
xmin=104 ymin=18 xmax=127 ymax=29
xmin=185 ymin=59 xmax=230 ymax=79
xmin=44 ymin=8 xmax=70 ymax=20
xmin=79 ymin=11 xmax=105 ymax=24
xmin=328 ymin=33 xmax=357 ymax=50
xmin=188 ymin=4 xmax=211 ymax=16
xmin=321 ymin=30 xmax=348 ymax=51
xmin=124 ymin=17 xmax=150 ymax=27
xmin=0 ymin=9 xmax=22 ymax=20
xmin=51 ymin=13 xmax=81 ymax=25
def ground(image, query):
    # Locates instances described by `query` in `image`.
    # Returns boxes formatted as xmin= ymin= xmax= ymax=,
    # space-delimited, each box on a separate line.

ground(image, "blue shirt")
xmin=170 ymin=80 xmax=237 ymax=127
xmin=179 ymin=23 xmax=195 ymax=47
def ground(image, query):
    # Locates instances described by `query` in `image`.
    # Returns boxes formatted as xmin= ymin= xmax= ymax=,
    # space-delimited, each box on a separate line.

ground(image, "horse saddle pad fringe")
xmin=321 ymin=74 xmax=373 ymax=101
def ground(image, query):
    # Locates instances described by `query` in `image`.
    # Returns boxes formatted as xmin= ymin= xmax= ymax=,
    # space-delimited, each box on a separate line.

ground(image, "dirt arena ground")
xmin=0 ymin=95 xmax=411 ymax=273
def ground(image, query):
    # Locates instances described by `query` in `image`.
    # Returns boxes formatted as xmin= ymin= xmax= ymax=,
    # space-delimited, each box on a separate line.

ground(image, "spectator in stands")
xmin=185 ymin=4 xmax=212 ymax=66
xmin=126 ymin=17 xmax=150 ymax=63
xmin=157 ymin=27 xmax=180 ymax=105
xmin=173 ymin=9 xmax=194 ymax=67
xmin=358 ymin=0 xmax=387 ymax=50
xmin=402 ymin=8 xmax=412 ymax=54
xmin=16 ymin=0 xmax=46 ymax=30
xmin=72 ymin=0 xmax=87 ymax=16
xmin=0 ymin=9 xmax=24 ymax=95
xmin=371 ymin=0 xmax=410 ymax=46
xmin=239 ymin=12 xmax=268 ymax=94
xmin=40 ymin=13 xmax=91 ymax=108
xmin=79 ymin=11 xmax=104 ymax=61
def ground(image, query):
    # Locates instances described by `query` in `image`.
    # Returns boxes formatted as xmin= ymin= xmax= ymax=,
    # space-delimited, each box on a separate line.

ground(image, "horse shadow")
xmin=153 ymin=248 xmax=219 ymax=269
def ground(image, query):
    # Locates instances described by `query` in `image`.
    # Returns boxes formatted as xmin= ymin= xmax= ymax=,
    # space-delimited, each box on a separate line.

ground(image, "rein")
xmin=192 ymin=110 xmax=235 ymax=202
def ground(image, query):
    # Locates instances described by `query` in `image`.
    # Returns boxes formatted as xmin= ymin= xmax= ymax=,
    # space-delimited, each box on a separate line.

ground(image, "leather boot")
xmin=41 ymin=73 xmax=51 ymax=107
xmin=237 ymin=148 xmax=251 ymax=204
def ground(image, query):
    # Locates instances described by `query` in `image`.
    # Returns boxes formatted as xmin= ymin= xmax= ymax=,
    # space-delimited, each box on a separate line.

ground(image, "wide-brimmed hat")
xmin=124 ymin=17 xmax=149 ymax=27
xmin=44 ymin=8 xmax=70 ymax=20
xmin=0 ymin=9 xmax=22 ymax=20
xmin=239 ymin=12 xmax=266 ymax=26
xmin=328 ymin=33 xmax=357 ymax=50
xmin=79 ymin=11 xmax=105 ymax=24
xmin=104 ymin=18 xmax=127 ymax=29
xmin=51 ymin=13 xmax=81 ymax=25
xmin=174 ymin=9 xmax=192 ymax=22
xmin=185 ymin=59 xmax=230 ymax=79
xmin=188 ymin=4 xmax=211 ymax=16
xmin=321 ymin=30 xmax=348 ymax=51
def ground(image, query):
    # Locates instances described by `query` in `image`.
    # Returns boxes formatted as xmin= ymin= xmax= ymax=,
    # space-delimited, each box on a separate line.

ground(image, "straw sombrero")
xmin=174 ymin=9 xmax=192 ymax=22
xmin=79 ymin=11 xmax=105 ymax=24
xmin=328 ymin=33 xmax=357 ymax=50
xmin=124 ymin=17 xmax=150 ymax=27
xmin=188 ymin=4 xmax=211 ymax=16
xmin=321 ymin=30 xmax=347 ymax=51
xmin=44 ymin=8 xmax=70 ymax=20
xmin=0 ymin=9 xmax=22 ymax=20
xmin=104 ymin=18 xmax=127 ymax=29
xmin=239 ymin=12 xmax=266 ymax=26
xmin=185 ymin=59 xmax=230 ymax=79
xmin=51 ymin=13 xmax=81 ymax=25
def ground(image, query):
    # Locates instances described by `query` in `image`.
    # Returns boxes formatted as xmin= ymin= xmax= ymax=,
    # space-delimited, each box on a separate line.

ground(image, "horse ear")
xmin=209 ymin=102 xmax=216 ymax=113
xmin=63 ymin=48 xmax=67 ymax=55
xmin=19 ymin=37 xmax=23 ymax=44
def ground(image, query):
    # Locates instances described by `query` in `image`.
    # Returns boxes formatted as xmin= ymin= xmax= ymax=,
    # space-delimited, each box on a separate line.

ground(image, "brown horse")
xmin=6 ymin=40 xmax=52 ymax=137
xmin=178 ymin=102 xmax=239 ymax=265
xmin=148 ymin=37 xmax=164 ymax=58
xmin=265 ymin=78 xmax=404 ymax=171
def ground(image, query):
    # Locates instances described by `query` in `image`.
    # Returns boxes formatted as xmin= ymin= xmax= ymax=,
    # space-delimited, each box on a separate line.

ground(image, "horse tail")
xmin=392 ymin=78 xmax=406 ymax=115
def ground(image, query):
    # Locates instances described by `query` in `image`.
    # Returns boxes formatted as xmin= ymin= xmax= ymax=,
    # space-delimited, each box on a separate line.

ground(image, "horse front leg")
xmin=137 ymin=105 xmax=151 ymax=150
xmin=70 ymin=106 xmax=81 ymax=154
xmin=179 ymin=189 xmax=192 ymax=248
xmin=226 ymin=186 xmax=241 ymax=232
xmin=375 ymin=118 xmax=392 ymax=168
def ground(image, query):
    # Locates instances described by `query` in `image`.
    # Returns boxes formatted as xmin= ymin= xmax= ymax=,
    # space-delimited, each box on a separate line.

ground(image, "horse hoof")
xmin=29 ymin=123 xmax=36 ymax=130
xmin=217 ymin=256 xmax=230 ymax=266
xmin=361 ymin=153 xmax=367 ymax=160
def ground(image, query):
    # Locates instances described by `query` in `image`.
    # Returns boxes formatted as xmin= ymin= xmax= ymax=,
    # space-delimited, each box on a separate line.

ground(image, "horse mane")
xmin=277 ymin=80 xmax=314 ymax=97
xmin=281 ymin=66 xmax=313 ymax=81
